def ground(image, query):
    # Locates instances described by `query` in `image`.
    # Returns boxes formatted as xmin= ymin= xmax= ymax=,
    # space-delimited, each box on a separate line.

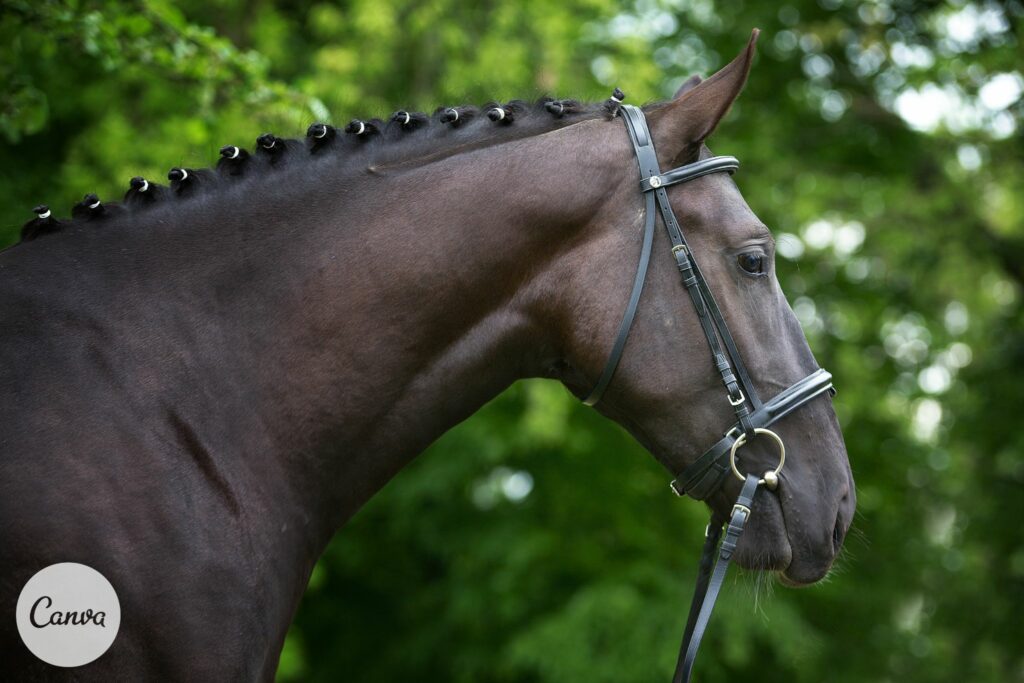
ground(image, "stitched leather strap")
xmin=640 ymin=156 xmax=741 ymax=192
xmin=673 ymin=474 xmax=760 ymax=683
xmin=679 ymin=516 xmax=724 ymax=651
xmin=580 ymin=122 xmax=658 ymax=406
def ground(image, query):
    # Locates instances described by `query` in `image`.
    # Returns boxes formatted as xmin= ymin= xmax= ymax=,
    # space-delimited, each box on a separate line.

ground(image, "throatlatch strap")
xmin=673 ymin=474 xmax=760 ymax=683
xmin=580 ymin=124 xmax=658 ymax=406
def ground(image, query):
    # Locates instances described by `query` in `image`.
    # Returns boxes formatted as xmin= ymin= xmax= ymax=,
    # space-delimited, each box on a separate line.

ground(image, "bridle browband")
xmin=583 ymin=104 xmax=836 ymax=683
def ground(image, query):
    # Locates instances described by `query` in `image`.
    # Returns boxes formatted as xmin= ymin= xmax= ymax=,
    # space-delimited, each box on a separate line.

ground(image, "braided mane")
xmin=19 ymin=93 xmax=627 ymax=243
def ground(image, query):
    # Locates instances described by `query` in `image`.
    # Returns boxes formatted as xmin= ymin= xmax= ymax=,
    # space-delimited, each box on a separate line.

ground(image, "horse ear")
xmin=650 ymin=29 xmax=758 ymax=167
xmin=673 ymin=74 xmax=702 ymax=98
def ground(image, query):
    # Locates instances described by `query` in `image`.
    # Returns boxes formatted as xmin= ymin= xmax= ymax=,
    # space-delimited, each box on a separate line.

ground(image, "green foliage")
xmin=1 ymin=0 xmax=1021 ymax=681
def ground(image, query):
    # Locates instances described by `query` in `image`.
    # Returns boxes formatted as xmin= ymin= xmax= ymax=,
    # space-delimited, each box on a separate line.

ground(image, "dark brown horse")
xmin=0 ymin=33 xmax=854 ymax=680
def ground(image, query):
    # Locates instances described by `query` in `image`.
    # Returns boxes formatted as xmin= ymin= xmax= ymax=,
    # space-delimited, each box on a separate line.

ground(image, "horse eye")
xmin=737 ymin=252 xmax=765 ymax=274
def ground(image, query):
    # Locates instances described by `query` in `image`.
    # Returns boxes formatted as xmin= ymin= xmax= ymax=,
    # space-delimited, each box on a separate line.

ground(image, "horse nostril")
xmin=832 ymin=516 xmax=845 ymax=554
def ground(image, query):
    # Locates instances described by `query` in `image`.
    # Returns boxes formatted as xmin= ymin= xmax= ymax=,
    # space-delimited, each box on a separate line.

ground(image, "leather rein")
xmin=582 ymin=104 xmax=836 ymax=682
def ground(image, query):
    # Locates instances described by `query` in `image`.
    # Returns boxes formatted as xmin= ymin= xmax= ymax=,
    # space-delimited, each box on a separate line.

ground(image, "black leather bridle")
xmin=583 ymin=104 xmax=836 ymax=682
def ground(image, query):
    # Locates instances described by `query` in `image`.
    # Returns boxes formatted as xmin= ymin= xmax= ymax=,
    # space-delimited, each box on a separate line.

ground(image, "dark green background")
xmin=2 ymin=1 xmax=1022 ymax=680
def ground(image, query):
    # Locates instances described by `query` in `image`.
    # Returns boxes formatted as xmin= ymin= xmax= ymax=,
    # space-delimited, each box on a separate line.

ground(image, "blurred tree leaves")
xmin=1 ymin=0 xmax=1022 ymax=681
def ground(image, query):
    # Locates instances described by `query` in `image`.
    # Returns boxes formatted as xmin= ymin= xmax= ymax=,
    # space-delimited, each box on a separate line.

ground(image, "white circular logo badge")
xmin=16 ymin=563 xmax=121 ymax=667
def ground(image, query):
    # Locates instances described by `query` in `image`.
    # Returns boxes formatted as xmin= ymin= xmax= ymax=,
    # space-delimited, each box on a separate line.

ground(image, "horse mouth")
xmin=732 ymin=488 xmax=793 ymax=574
xmin=777 ymin=570 xmax=816 ymax=588
xmin=697 ymin=452 xmax=844 ymax=587
xmin=777 ymin=555 xmax=835 ymax=587
xmin=774 ymin=480 xmax=838 ymax=587
xmin=733 ymin=484 xmax=834 ymax=587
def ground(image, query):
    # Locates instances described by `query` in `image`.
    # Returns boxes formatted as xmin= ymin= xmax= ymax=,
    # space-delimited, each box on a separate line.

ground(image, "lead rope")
xmin=673 ymin=474 xmax=761 ymax=683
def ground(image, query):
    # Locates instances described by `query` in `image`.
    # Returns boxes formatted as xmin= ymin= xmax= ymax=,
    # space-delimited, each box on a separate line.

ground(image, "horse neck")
xmin=297 ymin=125 xmax=623 ymax=524
xmin=49 ymin=120 xmax=623 ymax=542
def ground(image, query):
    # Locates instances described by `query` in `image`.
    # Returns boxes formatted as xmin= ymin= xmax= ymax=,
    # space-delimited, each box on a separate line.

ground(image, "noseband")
xmin=584 ymin=104 xmax=836 ymax=682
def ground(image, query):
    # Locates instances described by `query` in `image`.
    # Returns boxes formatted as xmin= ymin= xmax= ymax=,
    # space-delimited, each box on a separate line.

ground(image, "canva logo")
xmin=16 ymin=563 xmax=121 ymax=667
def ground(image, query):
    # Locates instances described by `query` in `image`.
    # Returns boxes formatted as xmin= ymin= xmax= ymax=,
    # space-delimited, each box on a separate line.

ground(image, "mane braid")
xmin=17 ymin=92 xmax=629 ymax=242
xmin=218 ymin=146 xmax=253 ymax=176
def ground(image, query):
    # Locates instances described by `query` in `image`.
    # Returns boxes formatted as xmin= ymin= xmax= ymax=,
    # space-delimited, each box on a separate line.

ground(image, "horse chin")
xmin=778 ymin=558 xmax=833 ymax=587
xmin=732 ymin=492 xmax=792 ymax=574
xmin=777 ymin=570 xmax=817 ymax=588
xmin=776 ymin=481 xmax=840 ymax=587
xmin=729 ymin=491 xmax=833 ymax=588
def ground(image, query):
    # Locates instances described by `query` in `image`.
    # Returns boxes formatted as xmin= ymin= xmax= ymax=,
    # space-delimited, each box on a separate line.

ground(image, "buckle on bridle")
xmin=730 ymin=503 xmax=751 ymax=520
xmin=728 ymin=389 xmax=746 ymax=406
